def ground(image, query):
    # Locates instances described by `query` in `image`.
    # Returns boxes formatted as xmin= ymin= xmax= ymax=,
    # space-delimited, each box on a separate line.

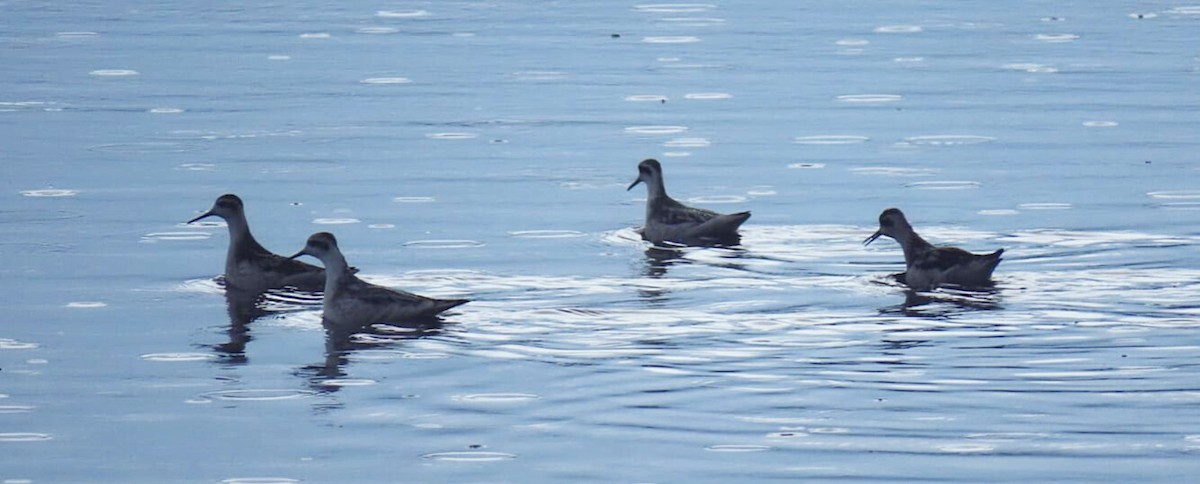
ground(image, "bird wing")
xmin=657 ymin=197 xmax=721 ymax=225
xmin=342 ymin=276 xmax=431 ymax=307
xmin=913 ymin=247 xmax=979 ymax=272
xmin=692 ymin=211 xmax=751 ymax=233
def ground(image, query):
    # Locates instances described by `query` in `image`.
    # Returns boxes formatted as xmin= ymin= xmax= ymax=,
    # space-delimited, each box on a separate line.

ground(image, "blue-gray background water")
xmin=3 ymin=1 xmax=1200 ymax=482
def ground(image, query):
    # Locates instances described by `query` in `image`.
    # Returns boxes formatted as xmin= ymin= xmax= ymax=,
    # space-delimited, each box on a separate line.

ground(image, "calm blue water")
xmin=3 ymin=1 xmax=1200 ymax=482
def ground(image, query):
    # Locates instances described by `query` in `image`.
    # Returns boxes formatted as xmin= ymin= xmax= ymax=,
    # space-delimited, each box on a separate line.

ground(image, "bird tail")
xmin=713 ymin=211 xmax=751 ymax=231
xmin=730 ymin=211 xmax=751 ymax=225
xmin=983 ymin=249 xmax=1004 ymax=273
xmin=432 ymin=298 xmax=469 ymax=315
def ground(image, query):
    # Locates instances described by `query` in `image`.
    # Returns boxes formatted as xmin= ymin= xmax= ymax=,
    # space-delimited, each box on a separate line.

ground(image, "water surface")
xmin=3 ymin=1 xmax=1200 ymax=482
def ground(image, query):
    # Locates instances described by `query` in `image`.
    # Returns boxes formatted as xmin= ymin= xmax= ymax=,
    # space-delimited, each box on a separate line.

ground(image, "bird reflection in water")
xmin=880 ymin=283 xmax=1004 ymax=318
xmin=642 ymin=246 xmax=686 ymax=279
xmin=638 ymin=243 xmax=751 ymax=303
xmin=641 ymin=242 xmax=749 ymax=277
xmin=211 ymin=285 xmax=264 ymax=362
xmin=210 ymin=278 xmax=322 ymax=363
xmin=299 ymin=318 xmax=446 ymax=393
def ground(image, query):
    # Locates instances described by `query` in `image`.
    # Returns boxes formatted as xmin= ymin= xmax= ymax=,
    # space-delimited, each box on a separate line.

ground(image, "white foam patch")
xmin=0 ymin=433 xmax=52 ymax=442
xmin=357 ymin=27 xmax=400 ymax=34
xmin=56 ymin=31 xmax=99 ymax=39
xmin=705 ymin=444 xmax=771 ymax=452
xmin=683 ymin=92 xmax=732 ymax=100
xmin=508 ymin=230 xmax=586 ymax=239
xmin=902 ymin=135 xmax=996 ymax=146
xmin=1003 ymin=63 xmax=1057 ymax=73
xmin=393 ymin=196 xmax=436 ymax=203
xmin=657 ymin=17 xmax=726 ymax=27
xmin=664 ymin=137 xmax=711 ymax=148
xmin=642 ymin=36 xmax=701 ymax=44
xmin=20 ymin=189 xmax=78 ymax=197
xmin=141 ymin=353 xmax=218 ymax=362
xmin=0 ymin=339 xmax=38 ymax=350
xmin=625 ymin=125 xmax=688 ymax=135
xmin=360 ymin=77 xmax=411 ymax=84
xmin=633 ymin=4 xmax=717 ymax=13
xmin=1034 ymin=33 xmax=1079 ymax=43
xmin=836 ymin=94 xmax=902 ymax=103
xmin=89 ymin=69 xmax=139 ymax=77
xmin=904 ymin=181 xmax=981 ymax=190
xmin=1147 ymin=190 xmax=1200 ymax=199
xmin=425 ymin=132 xmax=478 ymax=140
xmin=937 ymin=443 xmax=995 ymax=453
xmin=626 ymin=94 xmax=668 ymax=102
xmin=686 ymin=195 xmax=747 ymax=204
xmin=377 ymin=10 xmax=430 ymax=18
xmin=318 ymin=379 xmax=377 ymax=387
xmin=850 ymin=167 xmax=938 ymax=176
xmin=453 ymin=393 xmax=540 ymax=403
xmin=874 ymin=25 xmax=923 ymax=33
xmin=1018 ymin=203 xmax=1072 ymax=210
xmin=793 ymin=135 xmax=869 ymax=145
xmin=142 ymin=232 xmax=212 ymax=242
xmin=1166 ymin=6 xmax=1200 ymax=15
xmin=421 ymin=451 xmax=517 ymax=462
xmin=65 ymin=301 xmax=107 ymax=308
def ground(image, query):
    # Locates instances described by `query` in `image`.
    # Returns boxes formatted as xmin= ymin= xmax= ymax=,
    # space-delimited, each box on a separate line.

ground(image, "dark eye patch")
xmin=881 ymin=218 xmax=894 ymax=227
xmin=311 ymin=240 xmax=331 ymax=252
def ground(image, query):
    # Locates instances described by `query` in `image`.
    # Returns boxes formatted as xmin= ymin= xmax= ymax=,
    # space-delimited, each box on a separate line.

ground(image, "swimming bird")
xmin=289 ymin=232 xmax=468 ymax=327
xmin=864 ymin=208 xmax=1004 ymax=290
xmin=627 ymin=158 xmax=751 ymax=246
xmin=188 ymin=194 xmax=331 ymax=293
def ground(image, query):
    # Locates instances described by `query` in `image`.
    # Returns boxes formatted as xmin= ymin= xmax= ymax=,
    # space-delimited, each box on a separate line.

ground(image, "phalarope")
xmin=864 ymin=208 xmax=1004 ymax=290
xmin=289 ymin=232 xmax=468 ymax=327
xmin=188 ymin=194 xmax=331 ymax=292
xmin=627 ymin=158 xmax=751 ymax=246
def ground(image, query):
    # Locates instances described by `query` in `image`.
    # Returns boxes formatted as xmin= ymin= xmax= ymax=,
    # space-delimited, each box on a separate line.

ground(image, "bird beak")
xmin=863 ymin=230 xmax=882 ymax=246
xmin=186 ymin=210 xmax=214 ymax=225
xmin=627 ymin=177 xmax=643 ymax=191
xmin=287 ymin=249 xmax=308 ymax=260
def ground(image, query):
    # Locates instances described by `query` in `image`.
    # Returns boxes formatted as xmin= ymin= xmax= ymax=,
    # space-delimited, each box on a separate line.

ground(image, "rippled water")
xmin=3 ymin=1 xmax=1200 ymax=482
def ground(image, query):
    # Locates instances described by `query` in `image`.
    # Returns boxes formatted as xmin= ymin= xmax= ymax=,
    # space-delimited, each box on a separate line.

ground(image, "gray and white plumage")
xmin=289 ymin=232 xmax=468 ymax=327
xmin=627 ymin=158 xmax=750 ymax=246
xmin=188 ymin=194 xmax=330 ymax=293
xmin=864 ymin=208 xmax=1004 ymax=290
